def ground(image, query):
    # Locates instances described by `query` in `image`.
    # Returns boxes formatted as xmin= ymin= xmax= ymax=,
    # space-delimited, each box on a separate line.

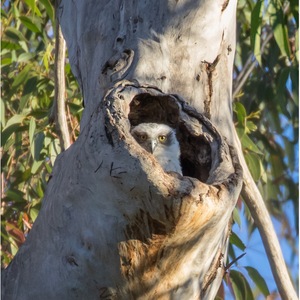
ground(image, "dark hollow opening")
xmin=128 ymin=93 xmax=211 ymax=182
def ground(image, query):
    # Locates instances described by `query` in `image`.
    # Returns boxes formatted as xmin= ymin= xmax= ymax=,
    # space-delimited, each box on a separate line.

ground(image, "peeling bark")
xmin=50 ymin=4 xmax=71 ymax=150
xmin=2 ymin=82 xmax=243 ymax=299
xmin=202 ymin=55 xmax=221 ymax=119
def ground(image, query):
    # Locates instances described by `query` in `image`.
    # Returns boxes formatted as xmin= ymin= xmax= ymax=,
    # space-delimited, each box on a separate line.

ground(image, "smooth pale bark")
xmin=2 ymin=0 xmax=297 ymax=299
xmin=58 ymin=0 xmax=236 ymax=137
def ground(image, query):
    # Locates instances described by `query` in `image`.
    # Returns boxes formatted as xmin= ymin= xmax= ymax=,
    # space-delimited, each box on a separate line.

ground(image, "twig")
xmin=233 ymin=30 xmax=273 ymax=99
xmin=225 ymin=252 xmax=246 ymax=271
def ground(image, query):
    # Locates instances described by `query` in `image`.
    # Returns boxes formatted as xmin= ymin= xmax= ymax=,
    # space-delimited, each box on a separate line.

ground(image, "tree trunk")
xmin=2 ymin=1 xmax=294 ymax=299
xmin=2 ymin=83 xmax=243 ymax=299
xmin=58 ymin=0 xmax=237 ymax=139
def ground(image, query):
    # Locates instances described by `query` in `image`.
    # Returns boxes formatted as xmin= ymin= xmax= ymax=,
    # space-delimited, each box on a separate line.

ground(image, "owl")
xmin=131 ymin=123 xmax=182 ymax=175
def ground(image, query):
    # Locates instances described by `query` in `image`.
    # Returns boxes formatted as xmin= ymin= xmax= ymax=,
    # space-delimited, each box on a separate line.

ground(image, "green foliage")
xmin=1 ymin=0 xmax=298 ymax=299
xmin=245 ymin=266 xmax=270 ymax=297
xmin=251 ymin=0 xmax=264 ymax=66
xmin=222 ymin=266 xmax=270 ymax=299
xmin=235 ymin=0 xmax=298 ymax=225
xmin=226 ymin=267 xmax=270 ymax=299
xmin=1 ymin=0 xmax=82 ymax=266
xmin=228 ymin=0 xmax=298 ymax=298
xmin=229 ymin=270 xmax=255 ymax=300
xmin=229 ymin=232 xmax=246 ymax=251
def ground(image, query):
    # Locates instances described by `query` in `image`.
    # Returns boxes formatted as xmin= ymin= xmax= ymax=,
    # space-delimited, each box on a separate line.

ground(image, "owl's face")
xmin=131 ymin=123 xmax=177 ymax=154
xmin=131 ymin=123 xmax=182 ymax=174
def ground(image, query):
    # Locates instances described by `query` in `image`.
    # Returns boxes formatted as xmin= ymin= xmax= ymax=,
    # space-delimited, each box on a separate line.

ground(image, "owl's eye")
xmin=158 ymin=135 xmax=167 ymax=142
xmin=139 ymin=134 xmax=147 ymax=141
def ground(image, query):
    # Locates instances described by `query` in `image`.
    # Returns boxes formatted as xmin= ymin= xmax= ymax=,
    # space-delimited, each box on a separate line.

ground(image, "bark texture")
xmin=58 ymin=0 xmax=237 ymax=138
xmin=2 ymin=83 xmax=242 ymax=299
xmin=3 ymin=0 xmax=296 ymax=299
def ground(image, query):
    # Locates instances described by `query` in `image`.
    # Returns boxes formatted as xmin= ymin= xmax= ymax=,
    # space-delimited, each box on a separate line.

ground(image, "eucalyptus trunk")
xmin=2 ymin=1 xmax=297 ymax=299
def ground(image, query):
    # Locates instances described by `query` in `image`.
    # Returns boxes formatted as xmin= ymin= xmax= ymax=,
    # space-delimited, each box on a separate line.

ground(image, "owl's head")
xmin=130 ymin=123 xmax=179 ymax=155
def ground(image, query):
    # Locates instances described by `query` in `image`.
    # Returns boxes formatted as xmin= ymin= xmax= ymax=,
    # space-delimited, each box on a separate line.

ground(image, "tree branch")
xmin=232 ymin=30 xmax=273 ymax=99
xmin=232 ymin=4 xmax=297 ymax=297
xmin=233 ymin=130 xmax=298 ymax=300
xmin=53 ymin=22 xmax=71 ymax=150
xmin=233 ymin=2 xmax=290 ymax=99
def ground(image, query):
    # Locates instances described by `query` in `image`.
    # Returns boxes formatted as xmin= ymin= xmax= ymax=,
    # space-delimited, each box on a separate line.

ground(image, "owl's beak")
xmin=150 ymin=140 xmax=157 ymax=153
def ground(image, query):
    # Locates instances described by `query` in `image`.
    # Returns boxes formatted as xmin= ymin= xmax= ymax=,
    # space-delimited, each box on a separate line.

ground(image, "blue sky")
xmin=225 ymin=201 xmax=299 ymax=299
